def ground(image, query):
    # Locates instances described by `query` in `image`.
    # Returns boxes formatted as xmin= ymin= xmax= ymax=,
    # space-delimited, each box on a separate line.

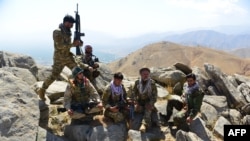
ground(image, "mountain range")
xmin=9 ymin=25 xmax=249 ymax=66
xmin=86 ymin=25 xmax=250 ymax=59
xmin=108 ymin=41 xmax=250 ymax=77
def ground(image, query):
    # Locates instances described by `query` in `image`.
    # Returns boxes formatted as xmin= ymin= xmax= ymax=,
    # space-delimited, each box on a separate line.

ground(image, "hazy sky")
xmin=0 ymin=0 xmax=250 ymax=58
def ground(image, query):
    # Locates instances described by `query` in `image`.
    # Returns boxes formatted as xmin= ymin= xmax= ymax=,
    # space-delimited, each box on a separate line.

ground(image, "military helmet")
xmin=72 ymin=66 xmax=83 ymax=78
xmin=63 ymin=15 xmax=75 ymax=23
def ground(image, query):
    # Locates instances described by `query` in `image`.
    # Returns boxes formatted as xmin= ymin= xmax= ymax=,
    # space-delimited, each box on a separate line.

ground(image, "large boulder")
xmin=0 ymin=69 xmax=40 ymax=141
xmin=204 ymin=63 xmax=247 ymax=108
xmin=0 ymin=51 xmax=38 ymax=77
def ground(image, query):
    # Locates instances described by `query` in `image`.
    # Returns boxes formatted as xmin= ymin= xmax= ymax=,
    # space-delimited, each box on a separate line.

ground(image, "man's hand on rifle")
xmin=73 ymin=40 xmax=83 ymax=47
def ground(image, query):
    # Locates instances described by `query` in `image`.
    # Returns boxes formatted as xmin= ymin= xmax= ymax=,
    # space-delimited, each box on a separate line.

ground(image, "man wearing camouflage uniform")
xmin=133 ymin=67 xmax=159 ymax=132
xmin=77 ymin=45 xmax=101 ymax=94
xmin=64 ymin=66 xmax=103 ymax=120
xmin=102 ymin=72 xmax=129 ymax=123
xmin=82 ymin=45 xmax=100 ymax=82
xmin=160 ymin=73 xmax=204 ymax=131
xmin=36 ymin=15 xmax=83 ymax=101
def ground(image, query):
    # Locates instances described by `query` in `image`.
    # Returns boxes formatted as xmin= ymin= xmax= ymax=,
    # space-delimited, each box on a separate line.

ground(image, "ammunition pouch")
xmin=140 ymin=94 xmax=149 ymax=100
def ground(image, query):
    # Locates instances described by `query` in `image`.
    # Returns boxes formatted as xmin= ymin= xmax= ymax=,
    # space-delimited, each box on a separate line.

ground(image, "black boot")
xmin=159 ymin=112 xmax=171 ymax=126
xmin=159 ymin=112 xmax=171 ymax=122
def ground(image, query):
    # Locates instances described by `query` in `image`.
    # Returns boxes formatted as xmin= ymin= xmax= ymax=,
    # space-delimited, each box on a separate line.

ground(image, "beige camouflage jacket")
xmin=53 ymin=24 xmax=74 ymax=62
xmin=64 ymin=78 xmax=100 ymax=110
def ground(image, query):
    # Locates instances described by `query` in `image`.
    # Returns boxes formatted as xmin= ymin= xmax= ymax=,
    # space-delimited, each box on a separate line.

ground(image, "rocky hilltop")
xmin=108 ymin=41 xmax=250 ymax=77
xmin=1 ymin=50 xmax=250 ymax=141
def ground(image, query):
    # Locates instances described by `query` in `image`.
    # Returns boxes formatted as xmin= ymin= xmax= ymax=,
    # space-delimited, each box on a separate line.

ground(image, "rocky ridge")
xmin=1 ymin=51 xmax=250 ymax=141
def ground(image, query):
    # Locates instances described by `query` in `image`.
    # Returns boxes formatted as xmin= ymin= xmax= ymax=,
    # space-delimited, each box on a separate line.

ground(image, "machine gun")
xmin=74 ymin=3 xmax=85 ymax=55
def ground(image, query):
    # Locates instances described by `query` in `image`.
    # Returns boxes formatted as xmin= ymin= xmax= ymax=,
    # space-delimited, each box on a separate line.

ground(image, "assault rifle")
xmin=84 ymin=53 xmax=99 ymax=68
xmin=129 ymin=92 xmax=135 ymax=129
xmin=57 ymin=101 xmax=101 ymax=114
xmin=129 ymin=89 xmax=135 ymax=129
xmin=116 ymin=100 xmax=127 ymax=111
xmin=74 ymin=3 xmax=85 ymax=55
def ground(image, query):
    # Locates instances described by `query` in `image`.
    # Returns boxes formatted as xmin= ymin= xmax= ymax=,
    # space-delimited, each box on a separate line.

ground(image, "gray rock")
xmin=0 ymin=69 xmax=40 ymax=141
xmin=213 ymin=116 xmax=231 ymax=138
xmin=204 ymin=63 xmax=247 ymax=108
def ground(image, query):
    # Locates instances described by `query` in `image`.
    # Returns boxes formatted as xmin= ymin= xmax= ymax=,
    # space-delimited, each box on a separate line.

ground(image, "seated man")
xmin=82 ymin=45 xmax=100 ymax=83
xmin=63 ymin=66 xmax=103 ymax=120
xmin=102 ymin=72 xmax=129 ymax=124
xmin=133 ymin=67 xmax=160 ymax=132
xmin=160 ymin=73 xmax=204 ymax=131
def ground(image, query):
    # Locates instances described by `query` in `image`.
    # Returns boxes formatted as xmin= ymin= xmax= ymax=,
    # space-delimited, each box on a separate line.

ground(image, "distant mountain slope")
xmin=230 ymin=48 xmax=250 ymax=59
xmin=99 ymin=29 xmax=250 ymax=58
xmin=108 ymin=41 xmax=250 ymax=77
xmin=164 ymin=30 xmax=250 ymax=50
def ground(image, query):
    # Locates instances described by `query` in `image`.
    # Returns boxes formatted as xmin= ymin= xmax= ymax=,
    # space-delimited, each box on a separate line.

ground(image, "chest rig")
xmin=70 ymin=78 xmax=89 ymax=103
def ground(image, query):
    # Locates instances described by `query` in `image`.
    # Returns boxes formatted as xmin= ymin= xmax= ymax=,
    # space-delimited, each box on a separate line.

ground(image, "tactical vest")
xmin=135 ymin=79 xmax=155 ymax=101
xmin=69 ymin=78 xmax=90 ymax=104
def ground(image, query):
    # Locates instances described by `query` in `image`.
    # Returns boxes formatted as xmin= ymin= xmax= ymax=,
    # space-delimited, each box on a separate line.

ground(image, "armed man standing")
xmin=36 ymin=15 xmax=83 ymax=101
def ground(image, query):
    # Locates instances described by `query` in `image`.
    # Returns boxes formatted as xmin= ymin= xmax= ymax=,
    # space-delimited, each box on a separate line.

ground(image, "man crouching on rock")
xmin=63 ymin=66 xmax=103 ymax=120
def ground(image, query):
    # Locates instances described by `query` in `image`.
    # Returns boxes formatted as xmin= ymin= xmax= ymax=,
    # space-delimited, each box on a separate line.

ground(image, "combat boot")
xmin=159 ymin=112 xmax=171 ymax=125
xmin=37 ymin=87 xmax=46 ymax=101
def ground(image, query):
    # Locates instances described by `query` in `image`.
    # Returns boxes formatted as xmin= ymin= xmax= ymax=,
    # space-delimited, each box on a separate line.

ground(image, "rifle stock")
xmin=74 ymin=3 xmax=85 ymax=55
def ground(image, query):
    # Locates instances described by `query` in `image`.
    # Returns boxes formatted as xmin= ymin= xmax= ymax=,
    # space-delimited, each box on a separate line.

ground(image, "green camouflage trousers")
xmin=136 ymin=103 xmax=157 ymax=127
xmin=104 ymin=110 xmax=125 ymax=123
xmin=42 ymin=58 xmax=76 ymax=89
